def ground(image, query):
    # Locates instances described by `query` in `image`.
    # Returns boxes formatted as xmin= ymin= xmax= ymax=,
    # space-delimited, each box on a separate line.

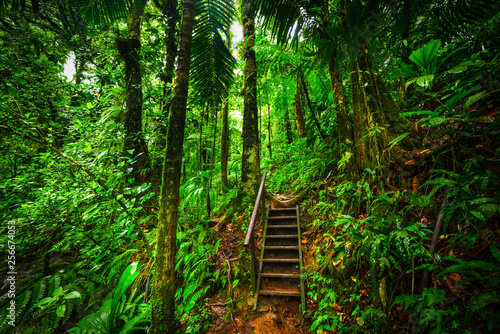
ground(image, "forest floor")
xmin=207 ymin=295 xmax=310 ymax=334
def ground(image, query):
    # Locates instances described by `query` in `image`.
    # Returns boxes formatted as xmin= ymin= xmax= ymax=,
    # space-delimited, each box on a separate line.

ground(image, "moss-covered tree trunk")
xmin=152 ymin=0 xmax=195 ymax=332
xmin=154 ymin=0 xmax=179 ymax=182
xmin=240 ymin=0 xmax=261 ymax=196
xmin=294 ymin=76 xmax=307 ymax=138
xmin=157 ymin=0 xmax=179 ymax=115
xmin=351 ymin=51 xmax=410 ymax=174
xmin=327 ymin=51 xmax=356 ymax=177
xmin=117 ymin=6 xmax=153 ymax=187
xmin=221 ymin=98 xmax=230 ymax=194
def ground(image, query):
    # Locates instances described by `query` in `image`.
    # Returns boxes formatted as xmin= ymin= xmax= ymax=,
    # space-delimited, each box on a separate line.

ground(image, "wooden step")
xmin=266 ymin=234 xmax=298 ymax=239
xmin=262 ymin=258 xmax=299 ymax=263
xmin=267 ymin=224 xmax=297 ymax=228
xmin=261 ymin=272 xmax=300 ymax=278
xmin=268 ymin=215 xmax=297 ymax=220
xmin=270 ymin=207 xmax=296 ymax=210
xmin=259 ymin=289 xmax=301 ymax=297
xmin=264 ymin=246 xmax=299 ymax=250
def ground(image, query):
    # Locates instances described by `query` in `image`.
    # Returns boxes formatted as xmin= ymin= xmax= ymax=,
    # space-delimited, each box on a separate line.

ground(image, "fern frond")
xmin=117 ymin=303 xmax=151 ymax=334
xmin=16 ymin=290 xmax=32 ymax=319
xmin=26 ymin=280 xmax=47 ymax=316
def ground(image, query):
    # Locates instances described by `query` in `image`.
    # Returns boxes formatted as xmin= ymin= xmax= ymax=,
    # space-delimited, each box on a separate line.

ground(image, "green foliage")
xmin=424 ymin=158 xmax=500 ymax=238
xmin=69 ymin=263 xmax=149 ymax=334
xmin=267 ymin=139 xmax=336 ymax=193
xmin=175 ymin=223 xmax=221 ymax=333
xmin=394 ymin=288 xmax=461 ymax=333
xmin=0 ymin=274 xmax=84 ymax=334
xmin=400 ymin=40 xmax=442 ymax=88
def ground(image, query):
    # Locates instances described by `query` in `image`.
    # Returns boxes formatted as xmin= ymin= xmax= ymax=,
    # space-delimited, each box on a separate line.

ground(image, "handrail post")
xmin=244 ymin=172 xmax=267 ymax=295
xmin=249 ymin=230 xmax=256 ymax=293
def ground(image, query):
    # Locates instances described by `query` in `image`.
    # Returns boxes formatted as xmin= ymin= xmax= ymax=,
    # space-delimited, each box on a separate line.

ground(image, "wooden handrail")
xmin=243 ymin=172 xmax=267 ymax=295
xmin=244 ymin=171 xmax=267 ymax=246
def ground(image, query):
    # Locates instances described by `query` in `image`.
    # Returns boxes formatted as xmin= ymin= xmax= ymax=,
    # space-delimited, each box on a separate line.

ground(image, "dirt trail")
xmin=207 ymin=296 xmax=310 ymax=334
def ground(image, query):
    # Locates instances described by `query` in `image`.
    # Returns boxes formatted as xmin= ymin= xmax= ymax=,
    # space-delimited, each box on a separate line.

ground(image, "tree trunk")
xmin=153 ymin=0 xmax=179 ymax=185
xmin=207 ymin=106 xmax=218 ymax=216
xmin=221 ymin=98 xmax=229 ymax=194
xmin=350 ymin=51 xmax=410 ymax=174
xmin=325 ymin=49 xmax=356 ymax=177
xmin=240 ymin=0 xmax=261 ymax=196
xmin=294 ymin=76 xmax=307 ymax=138
xmin=152 ymin=0 xmax=195 ymax=332
xmin=284 ymin=108 xmax=293 ymax=144
xmin=267 ymin=104 xmax=272 ymax=159
xmin=117 ymin=6 xmax=153 ymax=187
xmin=300 ymin=75 xmax=327 ymax=140
xmin=157 ymin=0 xmax=179 ymax=115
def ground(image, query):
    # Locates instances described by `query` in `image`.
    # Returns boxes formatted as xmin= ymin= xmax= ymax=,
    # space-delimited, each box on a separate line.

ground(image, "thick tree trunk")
xmin=152 ymin=0 xmax=195 ymax=332
xmin=350 ymin=52 xmax=410 ymax=174
xmin=240 ymin=0 xmax=261 ymax=196
xmin=117 ymin=6 xmax=153 ymax=187
xmin=294 ymin=77 xmax=307 ymax=138
xmin=154 ymin=0 xmax=179 ymax=184
xmin=326 ymin=49 xmax=356 ymax=177
xmin=221 ymin=99 xmax=229 ymax=194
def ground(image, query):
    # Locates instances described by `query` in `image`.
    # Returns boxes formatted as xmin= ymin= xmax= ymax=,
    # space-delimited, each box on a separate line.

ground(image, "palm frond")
xmin=255 ymin=0 xmax=317 ymax=46
xmin=69 ymin=0 xmax=147 ymax=26
xmin=190 ymin=0 xmax=236 ymax=103
xmin=430 ymin=0 xmax=500 ymax=43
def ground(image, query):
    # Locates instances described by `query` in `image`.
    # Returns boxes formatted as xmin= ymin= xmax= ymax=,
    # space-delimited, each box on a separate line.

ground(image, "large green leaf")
xmin=109 ymin=263 xmax=140 ymax=332
xmin=409 ymin=40 xmax=441 ymax=75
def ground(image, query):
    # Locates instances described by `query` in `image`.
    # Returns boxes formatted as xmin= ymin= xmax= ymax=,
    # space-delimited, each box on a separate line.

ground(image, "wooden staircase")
xmin=255 ymin=205 xmax=305 ymax=311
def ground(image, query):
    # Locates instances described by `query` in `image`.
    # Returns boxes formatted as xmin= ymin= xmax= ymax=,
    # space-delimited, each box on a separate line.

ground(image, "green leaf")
xmin=490 ymin=244 xmax=500 ymax=263
xmin=409 ymin=40 xmax=441 ymax=75
xmin=388 ymin=133 xmax=411 ymax=151
xmin=468 ymin=290 xmax=500 ymax=313
xmin=56 ymin=304 xmax=66 ymax=317
xmin=65 ymin=291 xmax=81 ymax=299
xmin=465 ymin=91 xmax=489 ymax=109
xmin=470 ymin=210 xmax=486 ymax=221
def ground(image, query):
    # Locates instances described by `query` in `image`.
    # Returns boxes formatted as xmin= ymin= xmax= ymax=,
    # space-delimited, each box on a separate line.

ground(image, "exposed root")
xmin=265 ymin=185 xmax=313 ymax=208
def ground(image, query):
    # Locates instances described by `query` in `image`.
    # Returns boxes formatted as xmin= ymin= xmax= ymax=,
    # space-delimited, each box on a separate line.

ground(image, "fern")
xmin=394 ymin=288 xmax=460 ymax=333
xmin=15 ymin=290 xmax=32 ymax=320
xmin=117 ymin=302 xmax=150 ymax=334
xmin=47 ymin=275 xmax=61 ymax=298
xmin=0 ymin=308 xmax=9 ymax=334
xmin=26 ymin=280 xmax=47 ymax=316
